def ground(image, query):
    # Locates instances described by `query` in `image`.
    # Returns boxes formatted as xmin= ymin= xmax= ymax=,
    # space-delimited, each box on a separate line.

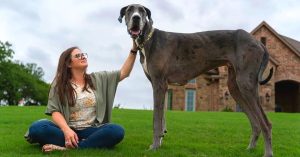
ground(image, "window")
xmin=236 ymin=104 xmax=243 ymax=112
xmin=167 ymin=89 xmax=173 ymax=110
xmin=185 ymin=89 xmax=196 ymax=111
xmin=261 ymin=37 xmax=266 ymax=46
xmin=188 ymin=79 xmax=196 ymax=83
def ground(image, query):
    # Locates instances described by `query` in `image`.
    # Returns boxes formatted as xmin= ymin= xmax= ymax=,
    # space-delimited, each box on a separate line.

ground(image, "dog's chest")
xmin=140 ymin=48 xmax=149 ymax=75
xmin=135 ymin=39 xmax=149 ymax=75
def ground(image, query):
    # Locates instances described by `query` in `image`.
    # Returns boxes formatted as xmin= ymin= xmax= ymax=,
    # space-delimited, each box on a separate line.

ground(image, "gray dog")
xmin=119 ymin=4 xmax=273 ymax=157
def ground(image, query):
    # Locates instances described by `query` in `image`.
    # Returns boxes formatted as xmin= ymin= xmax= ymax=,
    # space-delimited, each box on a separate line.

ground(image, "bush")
xmin=222 ymin=106 xmax=233 ymax=112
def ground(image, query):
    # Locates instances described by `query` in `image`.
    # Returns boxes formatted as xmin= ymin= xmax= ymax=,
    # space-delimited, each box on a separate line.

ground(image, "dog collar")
xmin=137 ymin=28 xmax=155 ymax=50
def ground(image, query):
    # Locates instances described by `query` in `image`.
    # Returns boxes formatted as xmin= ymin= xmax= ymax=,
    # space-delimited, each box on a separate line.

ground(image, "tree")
xmin=0 ymin=40 xmax=49 ymax=105
xmin=19 ymin=62 xmax=45 ymax=80
xmin=0 ymin=41 xmax=14 ymax=62
xmin=0 ymin=62 xmax=24 ymax=105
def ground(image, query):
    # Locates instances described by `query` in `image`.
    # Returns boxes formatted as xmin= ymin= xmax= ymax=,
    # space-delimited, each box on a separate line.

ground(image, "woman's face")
xmin=69 ymin=48 xmax=88 ymax=70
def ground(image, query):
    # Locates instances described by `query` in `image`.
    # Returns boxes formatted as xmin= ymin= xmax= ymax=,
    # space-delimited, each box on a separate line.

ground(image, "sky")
xmin=1 ymin=0 xmax=300 ymax=109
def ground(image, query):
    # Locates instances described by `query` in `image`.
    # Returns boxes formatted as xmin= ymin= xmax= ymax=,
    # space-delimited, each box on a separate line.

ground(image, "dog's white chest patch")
xmin=141 ymin=48 xmax=149 ymax=75
xmin=135 ymin=39 xmax=149 ymax=75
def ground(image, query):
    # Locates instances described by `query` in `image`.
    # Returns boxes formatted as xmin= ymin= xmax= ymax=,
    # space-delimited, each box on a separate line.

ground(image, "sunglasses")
xmin=72 ymin=53 xmax=88 ymax=59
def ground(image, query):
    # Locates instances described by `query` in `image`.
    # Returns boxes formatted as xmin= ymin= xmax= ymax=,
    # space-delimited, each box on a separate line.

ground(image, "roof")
xmin=251 ymin=21 xmax=300 ymax=58
xmin=280 ymin=35 xmax=300 ymax=53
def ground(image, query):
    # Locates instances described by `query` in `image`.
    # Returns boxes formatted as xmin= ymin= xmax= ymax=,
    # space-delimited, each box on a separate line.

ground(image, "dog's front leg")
xmin=149 ymin=79 xmax=167 ymax=150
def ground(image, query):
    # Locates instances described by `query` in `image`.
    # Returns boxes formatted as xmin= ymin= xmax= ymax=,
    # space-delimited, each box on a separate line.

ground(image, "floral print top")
xmin=68 ymin=83 xmax=96 ymax=130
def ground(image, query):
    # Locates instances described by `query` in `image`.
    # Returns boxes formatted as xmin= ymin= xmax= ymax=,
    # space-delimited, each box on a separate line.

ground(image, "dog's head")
xmin=118 ymin=4 xmax=153 ymax=39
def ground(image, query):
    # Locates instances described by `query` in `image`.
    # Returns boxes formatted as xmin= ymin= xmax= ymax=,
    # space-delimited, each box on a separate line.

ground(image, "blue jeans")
xmin=27 ymin=119 xmax=125 ymax=148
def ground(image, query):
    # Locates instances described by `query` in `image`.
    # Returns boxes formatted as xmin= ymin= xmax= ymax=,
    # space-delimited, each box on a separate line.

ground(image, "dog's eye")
xmin=127 ymin=6 xmax=133 ymax=12
xmin=138 ymin=8 xmax=145 ymax=14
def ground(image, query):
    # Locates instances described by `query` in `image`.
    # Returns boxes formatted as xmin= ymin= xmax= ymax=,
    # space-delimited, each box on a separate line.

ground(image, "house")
xmin=165 ymin=21 xmax=300 ymax=112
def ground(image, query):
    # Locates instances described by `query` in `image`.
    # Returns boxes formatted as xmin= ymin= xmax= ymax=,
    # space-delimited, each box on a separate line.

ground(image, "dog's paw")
xmin=263 ymin=152 xmax=273 ymax=157
xmin=148 ymin=140 xmax=162 ymax=150
xmin=148 ymin=144 xmax=159 ymax=150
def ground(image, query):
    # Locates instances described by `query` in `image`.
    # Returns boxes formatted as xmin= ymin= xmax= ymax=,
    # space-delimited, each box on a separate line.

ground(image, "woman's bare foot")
xmin=42 ymin=144 xmax=67 ymax=153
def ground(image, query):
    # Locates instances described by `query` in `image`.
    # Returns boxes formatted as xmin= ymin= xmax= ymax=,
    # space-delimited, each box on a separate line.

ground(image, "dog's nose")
xmin=132 ymin=15 xmax=141 ymax=22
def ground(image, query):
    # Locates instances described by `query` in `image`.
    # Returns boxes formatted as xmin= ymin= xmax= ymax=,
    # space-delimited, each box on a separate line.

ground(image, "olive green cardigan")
xmin=45 ymin=70 xmax=120 ymax=125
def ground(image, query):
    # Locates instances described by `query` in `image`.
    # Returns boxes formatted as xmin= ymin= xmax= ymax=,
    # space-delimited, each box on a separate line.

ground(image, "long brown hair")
xmin=52 ymin=46 xmax=95 ymax=107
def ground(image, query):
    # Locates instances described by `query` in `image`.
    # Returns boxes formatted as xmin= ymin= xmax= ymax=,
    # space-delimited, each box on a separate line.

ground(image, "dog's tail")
xmin=258 ymin=43 xmax=273 ymax=85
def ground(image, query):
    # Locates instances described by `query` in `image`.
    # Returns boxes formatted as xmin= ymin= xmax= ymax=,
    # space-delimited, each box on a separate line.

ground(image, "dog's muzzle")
xmin=128 ymin=15 xmax=142 ymax=38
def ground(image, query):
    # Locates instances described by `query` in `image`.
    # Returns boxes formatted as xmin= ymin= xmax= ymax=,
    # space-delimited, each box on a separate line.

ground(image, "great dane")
xmin=119 ymin=4 xmax=273 ymax=157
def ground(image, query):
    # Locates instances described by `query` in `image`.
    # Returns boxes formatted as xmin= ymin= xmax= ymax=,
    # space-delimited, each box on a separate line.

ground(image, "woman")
xmin=25 ymin=40 xmax=138 ymax=152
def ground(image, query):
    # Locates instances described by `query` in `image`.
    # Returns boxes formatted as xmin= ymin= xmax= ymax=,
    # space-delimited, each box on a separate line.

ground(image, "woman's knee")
xmin=29 ymin=119 xmax=53 ymax=137
xmin=106 ymin=124 xmax=125 ymax=141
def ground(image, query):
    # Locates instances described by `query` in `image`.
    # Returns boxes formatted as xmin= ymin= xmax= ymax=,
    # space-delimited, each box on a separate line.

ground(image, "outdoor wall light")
xmin=265 ymin=92 xmax=271 ymax=102
xmin=224 ymin=91 xmax=229 ymax=100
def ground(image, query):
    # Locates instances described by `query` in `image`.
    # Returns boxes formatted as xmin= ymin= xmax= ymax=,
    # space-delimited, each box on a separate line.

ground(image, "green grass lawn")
xmin=0 ymin=106 xmax=299 ymax=157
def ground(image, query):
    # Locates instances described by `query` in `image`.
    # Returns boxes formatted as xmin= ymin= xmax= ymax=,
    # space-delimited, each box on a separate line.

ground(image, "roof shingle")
xmin=280 ymin=35 xmax=300 ymax=55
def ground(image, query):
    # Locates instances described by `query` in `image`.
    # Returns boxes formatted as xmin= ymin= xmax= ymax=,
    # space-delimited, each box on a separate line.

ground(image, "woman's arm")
xmin=119 ymin=39 xmax=138 ymax=81
xmin=52 ymin=111 xmax=79 ymax=148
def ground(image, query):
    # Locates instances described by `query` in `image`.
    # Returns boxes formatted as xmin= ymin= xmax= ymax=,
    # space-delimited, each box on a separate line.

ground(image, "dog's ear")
xmin=118 ymin=6 xmax=128 ymax=23
xmin=144 ymin=7 xmax=153 ymax=25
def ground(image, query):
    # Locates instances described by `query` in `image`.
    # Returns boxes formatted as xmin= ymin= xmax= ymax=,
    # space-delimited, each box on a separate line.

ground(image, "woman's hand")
xmin=52 ymin=112 xmax=79 ymax=149
xmin=132 ymin=39 xmax=138 ymax=51
xmin=62 ymin=127 xmax=79 ymax=149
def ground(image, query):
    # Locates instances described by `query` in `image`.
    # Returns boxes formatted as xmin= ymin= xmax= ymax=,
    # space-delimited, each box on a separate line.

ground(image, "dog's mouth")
xmin=129 ymin=26 xmax=141 ymax=38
